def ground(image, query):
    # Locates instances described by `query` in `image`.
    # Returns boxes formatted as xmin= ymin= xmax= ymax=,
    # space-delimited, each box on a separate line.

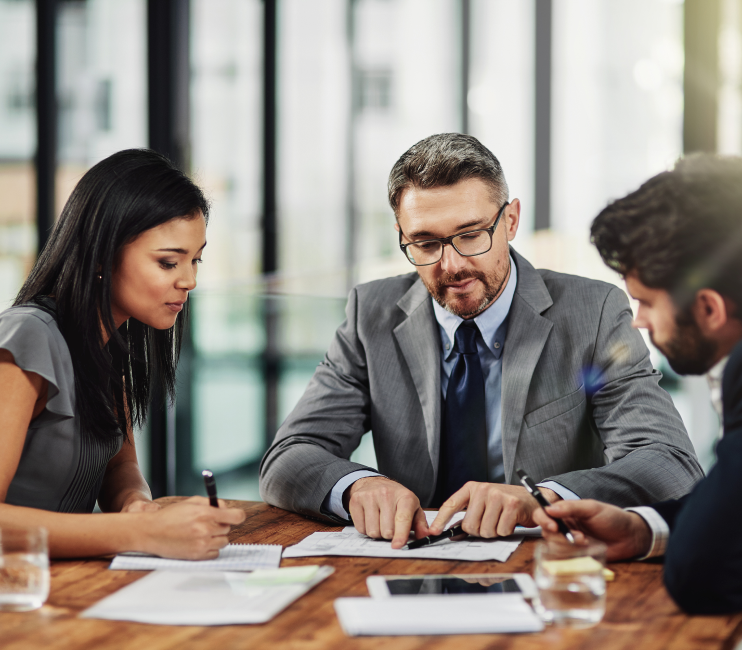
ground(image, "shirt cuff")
xmin=537 ymin=481 xmax=580 ymax=501
xmin=321 ymin=470 xmax=383 ymax=520
xmin=625 ymin=506 xmax=669 ymax=559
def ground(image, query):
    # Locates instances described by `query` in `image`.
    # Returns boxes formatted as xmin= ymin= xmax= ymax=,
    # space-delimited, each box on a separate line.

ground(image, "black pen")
xmin=202 ymin=469 xmax=219 ymax=508
xmin=516 ymin=469 xmax=575 ymax=544
xmin=405 ymin=525 xmax=466 ymax=550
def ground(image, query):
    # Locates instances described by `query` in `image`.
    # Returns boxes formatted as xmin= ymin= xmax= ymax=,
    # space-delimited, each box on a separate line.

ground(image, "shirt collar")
xmin=706 ymin=354 xmax=729 ymax=422
xmin=707 ymin=355 xmax=729 ymax=384
xmin=432 ymin=255 xmax=517 ymax=360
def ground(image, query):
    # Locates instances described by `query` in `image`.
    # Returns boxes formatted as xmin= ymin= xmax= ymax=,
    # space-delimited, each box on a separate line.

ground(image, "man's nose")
xmin=439 ymin=243 xmax=467 ymax=275
xmin=632 ymin=311 xmax=647 ymax=330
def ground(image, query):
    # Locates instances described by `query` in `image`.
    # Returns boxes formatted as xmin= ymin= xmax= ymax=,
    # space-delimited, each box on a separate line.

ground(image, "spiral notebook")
xmin=109 ymin=543 xmax=282 ymax=572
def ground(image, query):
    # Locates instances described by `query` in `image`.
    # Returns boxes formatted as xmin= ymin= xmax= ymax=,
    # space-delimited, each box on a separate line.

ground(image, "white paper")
xmin=283 ymin=510 xmax=533 ymax=562
xmin=283 ymin=511 xmax=541 ymax=562
xmin=334 ymin=595 xmax=544 ymax=636
xmin=283 ymin=516 xmax=523 ymax=563
xmin=81 ymin=566 xmax=334 ymax=625
xmin=109 ymin=544 xmax=282 ymax=572
xmin=283 ymin=530 xmax=521 ymax=562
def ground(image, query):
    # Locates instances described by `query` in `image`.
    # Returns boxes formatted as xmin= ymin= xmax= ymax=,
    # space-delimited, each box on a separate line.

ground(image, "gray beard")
xmin=428 ymin=261 xmax=511 ymax=319
xmin=440 ymin=291 xmax=495 ymax=319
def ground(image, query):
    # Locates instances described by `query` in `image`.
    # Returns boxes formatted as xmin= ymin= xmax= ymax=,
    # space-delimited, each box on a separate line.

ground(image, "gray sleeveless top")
xmin=0 ymin=304 xmax=122 ymax=513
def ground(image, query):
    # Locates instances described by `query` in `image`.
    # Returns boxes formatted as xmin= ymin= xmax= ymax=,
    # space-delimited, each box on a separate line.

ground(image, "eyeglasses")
xmin=398 ymin=201 xmax=509 ymax=267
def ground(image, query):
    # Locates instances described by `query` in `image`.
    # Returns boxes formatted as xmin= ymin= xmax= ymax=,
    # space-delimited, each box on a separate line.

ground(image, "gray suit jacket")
xmin=259 ymin=250 xmax=703 ymax=523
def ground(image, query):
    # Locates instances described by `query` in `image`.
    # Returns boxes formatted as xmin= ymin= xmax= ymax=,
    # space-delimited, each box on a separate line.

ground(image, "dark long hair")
xmin=15 ymin=149 xmax=209 ymax=442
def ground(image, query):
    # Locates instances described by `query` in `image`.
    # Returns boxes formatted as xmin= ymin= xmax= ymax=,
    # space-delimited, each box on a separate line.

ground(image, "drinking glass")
xmin=533 ymin=539 xmax=607 ymax=628
xmin=0 ymin=527 xmax=50 ymax=612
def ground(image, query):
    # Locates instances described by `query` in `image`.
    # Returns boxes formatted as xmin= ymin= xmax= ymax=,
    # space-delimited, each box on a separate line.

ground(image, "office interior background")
xmin=0 ymin=0 xmax=737 ymax=499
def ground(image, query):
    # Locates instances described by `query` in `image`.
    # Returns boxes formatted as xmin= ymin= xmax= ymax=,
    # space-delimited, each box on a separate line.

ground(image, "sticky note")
xmin=542 ymin=557 xmax=615 ymax=580
xmin=239 ymin=565 xmax=321 ymax=585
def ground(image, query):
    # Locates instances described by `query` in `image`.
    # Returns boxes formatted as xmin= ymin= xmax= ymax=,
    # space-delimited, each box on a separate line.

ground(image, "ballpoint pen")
xmin=404 ymin=525 xmax=466 ymax=550
xmin=202 ymin=469 xmax=219 ymax=508
xmin=516 ymin=469 xmax=575 ymax=544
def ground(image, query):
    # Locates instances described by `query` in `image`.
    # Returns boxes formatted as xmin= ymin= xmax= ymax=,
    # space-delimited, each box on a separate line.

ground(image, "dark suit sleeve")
xmin=659 ymin=341 xmax=742 ymax=614
xmin=645 ymin=495 xmax=687 ymax=531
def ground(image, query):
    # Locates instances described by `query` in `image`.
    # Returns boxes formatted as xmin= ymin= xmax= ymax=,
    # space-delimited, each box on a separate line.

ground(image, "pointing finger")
xmin=430 ymin=485 xmax=471 ymax=534
xmin=391 ymin=506 xmax=415 ymax=549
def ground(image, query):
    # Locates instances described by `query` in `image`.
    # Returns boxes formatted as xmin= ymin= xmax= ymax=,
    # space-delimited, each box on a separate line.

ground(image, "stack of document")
xmin=109 ymin=543 xmax=282 ymax=572
xmin=284 ymin=512 xmax=539 ymax=563
xmin=284 ymin=529 xmax=523 ymax=562
xmin=82 ymin=565 xmax=334 ymax=626
xmin=334 ymin=595 xmax=544 ymax=635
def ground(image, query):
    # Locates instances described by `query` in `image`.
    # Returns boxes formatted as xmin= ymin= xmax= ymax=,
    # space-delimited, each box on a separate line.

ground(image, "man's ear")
xmin=693 ymin=289 xmax=729 ymax=335
xmin=505 ymin=199 xmax=521 ymax=242
xmin=394 ymin=221 xmax=400 ymax=233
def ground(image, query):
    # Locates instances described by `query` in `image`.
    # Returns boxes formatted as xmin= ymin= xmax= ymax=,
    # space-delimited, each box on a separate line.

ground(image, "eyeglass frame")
xmin=398 ymin=201 xmax=510 ymax=267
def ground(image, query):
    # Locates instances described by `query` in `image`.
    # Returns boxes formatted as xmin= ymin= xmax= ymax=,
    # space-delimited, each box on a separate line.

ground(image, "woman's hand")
xmin=121 ymin=497 xmax=161 ymax=513
xmin=137 ymin=496 xmax=246 ymax=560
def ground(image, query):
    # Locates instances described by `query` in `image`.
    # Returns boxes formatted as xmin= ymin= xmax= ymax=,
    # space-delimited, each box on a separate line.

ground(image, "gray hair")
xmin=387 ymin=133 xmax=509 ymax=216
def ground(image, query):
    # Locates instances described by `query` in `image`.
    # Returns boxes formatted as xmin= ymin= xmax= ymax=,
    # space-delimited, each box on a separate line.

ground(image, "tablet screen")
xmin=385 ymin=576 xmax=522 ymax=596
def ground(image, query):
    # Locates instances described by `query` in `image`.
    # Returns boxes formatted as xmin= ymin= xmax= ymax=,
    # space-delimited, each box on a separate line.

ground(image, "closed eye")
xmin=415 ymin=242 xmax=439 ymax=251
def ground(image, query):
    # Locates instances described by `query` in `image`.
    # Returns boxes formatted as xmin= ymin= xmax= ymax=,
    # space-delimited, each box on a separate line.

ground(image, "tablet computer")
xmin=366 ymin=573 xmax=537 ymax=599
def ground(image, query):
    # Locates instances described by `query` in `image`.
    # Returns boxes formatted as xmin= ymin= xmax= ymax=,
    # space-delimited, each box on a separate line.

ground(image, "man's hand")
xmin=429 ymin=482 xmax=559 ymax=537
xmin=531 ymin=499 xmax=653 ymax=561
xmin=345 ymin=477 xmax=430 ymax=549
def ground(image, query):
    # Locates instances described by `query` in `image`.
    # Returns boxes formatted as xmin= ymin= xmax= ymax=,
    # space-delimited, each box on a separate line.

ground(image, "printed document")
xmin=283 ymin=512 xmax=536 ymax=563
xmin=82 ymin=566 xmax=334 ymax=625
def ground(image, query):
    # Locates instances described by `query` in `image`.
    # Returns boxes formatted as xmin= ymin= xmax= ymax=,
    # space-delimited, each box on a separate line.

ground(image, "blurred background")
xmin=0 ymin=0 xmax=737 ymax=499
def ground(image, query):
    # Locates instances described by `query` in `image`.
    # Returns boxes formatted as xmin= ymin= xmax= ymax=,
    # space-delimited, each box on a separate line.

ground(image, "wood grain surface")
xmin=1 ymin=500 xmax=740 ymax=650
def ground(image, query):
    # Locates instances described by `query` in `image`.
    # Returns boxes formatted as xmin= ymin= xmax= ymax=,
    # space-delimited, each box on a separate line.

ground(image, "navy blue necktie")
xmin=435 ymin=321 xmax=489 ymax=504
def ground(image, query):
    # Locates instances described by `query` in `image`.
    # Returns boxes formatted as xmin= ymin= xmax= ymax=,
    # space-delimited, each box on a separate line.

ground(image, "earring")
xmin=97 ymin=274 xmax=102 ymax=280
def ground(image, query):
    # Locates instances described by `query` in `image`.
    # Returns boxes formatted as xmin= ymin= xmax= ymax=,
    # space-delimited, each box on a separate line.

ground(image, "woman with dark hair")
xmin=0 ymin=149 xmax=245 ymax=558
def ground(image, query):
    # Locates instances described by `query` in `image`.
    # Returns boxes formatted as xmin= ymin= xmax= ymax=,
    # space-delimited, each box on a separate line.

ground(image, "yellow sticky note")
xmin=542 ymin=557 xmax=614 ymax=581
xmin=241 ymin=565 xmax=320 ymax=585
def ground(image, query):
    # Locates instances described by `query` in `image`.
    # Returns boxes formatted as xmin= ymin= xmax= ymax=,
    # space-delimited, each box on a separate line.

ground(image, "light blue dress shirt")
xmin=432 ymin=257 xmax=517 ymax=483
xmin=323 ymin=256 xmax=576 ymax=520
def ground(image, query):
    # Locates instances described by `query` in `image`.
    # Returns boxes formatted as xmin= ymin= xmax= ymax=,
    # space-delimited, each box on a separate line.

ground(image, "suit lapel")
xmin=393 ymin=279 xmax=441 ymax=478
xmin=501 ymin=251 xmax=554 ymax=483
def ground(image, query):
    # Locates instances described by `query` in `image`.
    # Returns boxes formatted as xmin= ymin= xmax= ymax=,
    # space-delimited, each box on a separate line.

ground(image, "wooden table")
xmin=1 ymin=500 xmax=740 ymax=650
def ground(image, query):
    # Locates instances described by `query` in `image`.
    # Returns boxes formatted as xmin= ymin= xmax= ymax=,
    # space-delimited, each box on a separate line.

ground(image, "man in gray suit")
xmin=259 ymin=134 xmax=703 ymax=548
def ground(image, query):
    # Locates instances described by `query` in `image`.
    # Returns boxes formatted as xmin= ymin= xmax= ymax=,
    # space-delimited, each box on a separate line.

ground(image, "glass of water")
xmin=533 ymin=539 xmax=607 ymax=628
xmin=0 ymin=527 xmax=50 ymax=612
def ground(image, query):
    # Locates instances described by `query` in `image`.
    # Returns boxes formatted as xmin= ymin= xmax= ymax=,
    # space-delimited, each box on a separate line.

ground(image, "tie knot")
xmin=454 ymin=322 xmax=479 ymax=354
